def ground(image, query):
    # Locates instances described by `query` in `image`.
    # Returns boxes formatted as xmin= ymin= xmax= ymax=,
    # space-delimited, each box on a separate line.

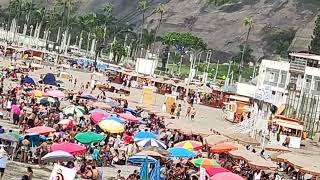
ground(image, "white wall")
xmin=135 ymin=58 xmax=158 ymax=75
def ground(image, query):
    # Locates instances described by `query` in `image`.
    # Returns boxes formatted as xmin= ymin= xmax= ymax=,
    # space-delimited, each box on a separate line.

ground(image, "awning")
xmin=229 ymin=95 xmax=250 ymax=102
xmin=273 ymin=119 xmax=304 ymax=130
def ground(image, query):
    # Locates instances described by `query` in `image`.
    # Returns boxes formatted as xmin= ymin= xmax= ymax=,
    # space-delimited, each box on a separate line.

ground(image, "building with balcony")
xmin=255 ymin=53 xmax=320 ymax=138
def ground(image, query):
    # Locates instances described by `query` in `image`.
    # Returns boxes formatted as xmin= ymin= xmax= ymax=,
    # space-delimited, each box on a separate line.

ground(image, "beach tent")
xmin=43 ymin=73 xmax=57 ymax=85
xmin=23 ymin=76 xmax=35 ymax=85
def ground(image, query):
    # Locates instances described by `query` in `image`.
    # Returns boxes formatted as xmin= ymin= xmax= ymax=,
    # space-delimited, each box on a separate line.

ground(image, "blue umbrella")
xmin=167 ymin=147 xmax=196 ymax=158
xmin=139 ymin=156 xmax=149 ymax=180
xmin=150 ymin=160 xmax=161 ymax=180
xmin=89 ymin=108 xmax=108 ymax=114
xmin=102 ymin=116 xmax=125 ymax=124
xmin=43 ymin=73 xmax=57 ymax=86
xmin=136 ymin=138 xmax=166 ymax=149
xmin=128 ymin=155 xmax=156 ymax=165
xmin=124 ymin=107 xmax=137 ymax=115
xmin=134 ymin=131 xmax=158 ymax=140
xmin=23 ymin=76 xmax=35 ymax=85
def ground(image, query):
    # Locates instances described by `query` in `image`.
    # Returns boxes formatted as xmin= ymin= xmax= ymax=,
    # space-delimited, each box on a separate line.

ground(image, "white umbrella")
xmin=135 ymin=138 xmax=167 ymax=149
xmin=41 ymin=150 xmax=75 ymax=162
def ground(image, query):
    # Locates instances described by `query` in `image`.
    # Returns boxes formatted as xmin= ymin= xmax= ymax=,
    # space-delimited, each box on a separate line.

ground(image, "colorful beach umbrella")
xmin=51 ymin=142 xmax=86 ymax=155
xmin=167 ymin=147 xmax=196 ymax=158
xmin=136 ymin=138 xmax=166 ymax=149
xmin=102 ymin=116 xmax=125 ymax=124
xmin=63 ymin=105 xmax=85 ymax=117
xmin=190 ymin=158 xmax=220 ymax=169
xmin=0 ymin=133 xmax=19 ymax=142
xmin=37 ymin=97 xmax=58 ymax=105
xmin=174 ymin=140 xmax=202 ymax=151
xmin=134 ymin=131 xmax=158 ymax=140
xmin=206 ymin=167 xmax=230 ymax=177
xmin=28 ymin=90 xmax=43 ymax=97
xmin=25 ymin=126 xmax=56 ymax=135
xmin=210 ymin=172 xmax=244 ymax=180
xmin=210 ymin=143 xmax=238 ymax=154
xmin=47 ymin=90 xmax=65 ymax=99
xmin=90 ymin=112 xmax=109 ymax=124
xmin=41 ymin=150 xmax=75 ymax=163
xmin=118 ymin=113 xmax=140 ymax=123
xmin=98 ymin=120 xmax=124 ymax=133
xmin=75 ymin=132 xmax=105 ymax=144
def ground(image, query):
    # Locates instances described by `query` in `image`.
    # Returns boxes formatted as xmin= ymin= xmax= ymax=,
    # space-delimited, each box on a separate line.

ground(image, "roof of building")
xmin=289 ymin=52 xmax=320 ymax=61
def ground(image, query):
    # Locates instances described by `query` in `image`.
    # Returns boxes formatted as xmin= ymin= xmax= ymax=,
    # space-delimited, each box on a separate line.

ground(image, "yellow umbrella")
xmin=98 ymin=120 xmax=124 ymax=133
xmin=34 ymin=90 xmax=43 ymax=97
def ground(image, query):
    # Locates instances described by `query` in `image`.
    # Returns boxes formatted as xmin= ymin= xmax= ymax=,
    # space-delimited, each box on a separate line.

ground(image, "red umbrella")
xmin=90 ymin=112 xmax=109 ymax=124
xmin=26 ymin=126 xmax=56 ymax=135
xmin=206 ymin=167 xmax=230 ymax=177
xmin=210 ymin=172 xmax=243 ymax=180
xmin=117 ymin=113 xmax=140 ymax=123
xmin=51 ymin=142 xmax=86 ymax=155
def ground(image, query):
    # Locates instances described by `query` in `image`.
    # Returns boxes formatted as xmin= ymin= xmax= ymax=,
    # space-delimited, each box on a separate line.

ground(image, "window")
xmin=272 ymin=91 xmax=276 ymax=95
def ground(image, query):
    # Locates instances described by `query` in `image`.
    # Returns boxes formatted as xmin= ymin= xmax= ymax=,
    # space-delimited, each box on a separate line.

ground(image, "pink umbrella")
xmin=11 ymin=105 xmax=21 ymax=115
xmin=117 ymin=113 xmax=140 ymax=123
xmin=90 ymin=112 xmax=109 ymax=124
xmin=210 ymin=172 xmax=244 ymax=180
xmin=206 ymin=167 xmax=230 ymax=177
xmin=47 ymin=90 xmax=65 ymax=99
xmin=26 ymin=126 xmax=56 ymax=135
xmin=51 ymin=142 xmax=86 ymax=155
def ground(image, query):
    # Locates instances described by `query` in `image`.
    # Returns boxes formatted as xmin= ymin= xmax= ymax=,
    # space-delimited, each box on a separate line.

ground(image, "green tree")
xmin=111 ymin=40 xmax=127 ymax=64
xmin=208 ymin=0 xmax=230 ymax=6
xmin=239 ymin=16 xmax=253 ymax=81
xmin=309 ymin=15 xmax=320 ymax=54
xmin=162 ymin=32 xmax=207 ymax=50
xmin=264 ymin=29 xmax=295 ymax=57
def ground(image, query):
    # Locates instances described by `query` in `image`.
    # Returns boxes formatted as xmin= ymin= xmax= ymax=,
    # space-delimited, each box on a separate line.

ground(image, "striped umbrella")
xmin=136 ymin=138 xmax=167 ymax=149
xmin=174 ymin=140 xmax=203 ymax=151
xmin=63 ymin=105 xmax=86 ymax=117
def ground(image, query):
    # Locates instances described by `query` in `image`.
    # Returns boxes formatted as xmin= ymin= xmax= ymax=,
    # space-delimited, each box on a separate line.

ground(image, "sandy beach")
xmin=0 ymin=59 xmax=233 ymax=179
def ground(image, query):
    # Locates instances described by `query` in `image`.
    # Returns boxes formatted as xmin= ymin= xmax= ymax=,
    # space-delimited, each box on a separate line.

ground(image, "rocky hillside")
xmin=1 ymin=0 xmax=319 ymax=60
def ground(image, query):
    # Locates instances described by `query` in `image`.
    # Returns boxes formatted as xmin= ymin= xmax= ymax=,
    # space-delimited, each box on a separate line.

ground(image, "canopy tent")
xmin=204 ymin=135 xmax=229 ymax=146
xmin=23 ymin=76 xmax=35 ymax=85
xmin=42 ymin=73 xmax=57 ymax=86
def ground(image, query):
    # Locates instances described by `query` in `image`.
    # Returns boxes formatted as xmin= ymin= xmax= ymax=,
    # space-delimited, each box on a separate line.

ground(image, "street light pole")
xmin=178 ymin=54 xmax=183 ymax=75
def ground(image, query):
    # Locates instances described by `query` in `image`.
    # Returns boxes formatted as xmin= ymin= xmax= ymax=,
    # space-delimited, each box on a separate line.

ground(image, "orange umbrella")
xmin=210 ymin=143 xmax=238 ymax=154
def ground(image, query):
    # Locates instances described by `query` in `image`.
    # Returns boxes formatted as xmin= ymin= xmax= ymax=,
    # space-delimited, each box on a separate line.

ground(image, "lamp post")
xmin=178 ymin=54 xmax=183 ymax=75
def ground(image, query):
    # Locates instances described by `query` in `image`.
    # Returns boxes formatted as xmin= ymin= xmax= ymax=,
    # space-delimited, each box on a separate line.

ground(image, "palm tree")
xmin=94 ymin=25 xmax=106 ymax=70
xmin=152 ymin=3 xmax=165 ymax=53
xmin=138 ymin=0 xmax=147 ymax=46
xmin=238 ymin=16 xmax=253 ymax=81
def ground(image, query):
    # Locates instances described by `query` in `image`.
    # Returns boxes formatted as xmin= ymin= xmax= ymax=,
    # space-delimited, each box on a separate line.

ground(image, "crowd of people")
xmin=0 ymin=62 xmax=317 ymax=180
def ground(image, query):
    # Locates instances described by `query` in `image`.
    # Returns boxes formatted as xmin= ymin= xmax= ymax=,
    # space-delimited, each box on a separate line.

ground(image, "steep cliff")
xmin=0 ymin=0 xmax=319 ymax=60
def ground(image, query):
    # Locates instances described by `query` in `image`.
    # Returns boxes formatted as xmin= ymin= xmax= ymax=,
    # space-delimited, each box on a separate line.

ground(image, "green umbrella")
xmin=74 ymin=132 xmax=105 ymax=144
xmin=37 ymin=97 xmax=58 ymax=105
xmin=63 ymin=105 xmax=85 ymax=117
xmin=9 ymin=132 xmax=22 ymax=141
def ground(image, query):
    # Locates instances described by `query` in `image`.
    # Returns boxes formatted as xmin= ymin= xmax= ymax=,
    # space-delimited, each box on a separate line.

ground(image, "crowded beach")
xmin=0 ymin=53 xmax=319 ymax=180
